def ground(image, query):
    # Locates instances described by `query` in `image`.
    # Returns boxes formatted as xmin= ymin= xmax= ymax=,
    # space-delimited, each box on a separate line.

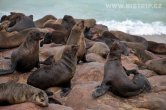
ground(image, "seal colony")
xmin=0 ymin=12 xmax=165 ymax=109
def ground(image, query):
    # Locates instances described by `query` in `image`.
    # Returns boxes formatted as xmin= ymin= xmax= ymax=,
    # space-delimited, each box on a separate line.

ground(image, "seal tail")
xmin=0 ymin=64 xmax=15 ymax=76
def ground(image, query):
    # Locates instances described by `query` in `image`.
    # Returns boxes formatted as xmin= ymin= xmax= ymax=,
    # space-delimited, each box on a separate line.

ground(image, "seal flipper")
xmin=0 ymin=63 xmax=16 ymax=76
xmin=60 ymin=81 xmax=71 ymax=97
xmin=92 ymin=84 xmax=110 ymax=98
xmin=60 ymin=87 xmax=71 ymax=97
xmin=123 ymin=67 xmax=138 ymax=76
xmin=40 ymin=56 xmax=54 ymax=65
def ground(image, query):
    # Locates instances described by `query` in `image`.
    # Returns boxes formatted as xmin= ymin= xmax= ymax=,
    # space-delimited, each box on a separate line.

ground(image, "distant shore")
xmin=141 ymin=34 xmax=166 ymax=43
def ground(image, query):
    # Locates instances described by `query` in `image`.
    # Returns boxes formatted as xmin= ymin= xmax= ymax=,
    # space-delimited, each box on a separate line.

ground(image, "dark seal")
xmin=0 ymin=30 xmax=44 ymax=75
xmin=92 ymin=41 xmax=151 ymax=98
xmin=27 ymin=45 xmax=78 ymax=97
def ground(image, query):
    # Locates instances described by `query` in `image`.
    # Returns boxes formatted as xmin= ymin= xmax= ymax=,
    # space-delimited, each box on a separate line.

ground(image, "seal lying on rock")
xmin=0 ymin=30 xmax=44 ymax=75
xmin=34 ymin=15 xmax=57 ymax=28
xmin=0 ymin=82 xmax=48 ymax=107
xmin=0 ymin=28 xmax=38 ymax=50
xmin=6 ymin=12 xmax=35 ymax=32
xmin=147 ymin=41 xmax=166 ymax=55
xmin=110 ymin=31 xmax=148 ymax=49
xmin=92 ymin=41 xmax=151 ymax=98
xmin=27 ymin=45 xmax=78 ymax=97
xmin=40 ymin=30 xmax=67 ymax=47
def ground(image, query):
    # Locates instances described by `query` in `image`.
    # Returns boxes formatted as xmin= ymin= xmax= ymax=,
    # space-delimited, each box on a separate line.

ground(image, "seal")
xmin=75 ymin=18 xmax=96 ymax=28
xmin=144 ymin=58 xmax=166 ymax=75
xmin=0 ymin=28 xmax=37 ymax=49
xmin=40 ymin=30 xmax=67 ymax=47
xmin=35 ymin=15 xmax=57 ymax=28
xmin=6 ymin=12 xmax=35 ymax=32
xmin=0 ymin=82 xmax=48 ymax=107
xmin=147 ymin=41 xmax=166 ymax=55
xmin=0 ymin=30 xmax=45 ymax=75
xmin=110 ymin=31 xmax=148 ymax=49
xmin=92 ymin=41 xmax=151 ymax=98
xmin=27 ymin=45 xmax=78 ymax=97
xmin=66 ymin=20 xmax=87 ymax=63
xmin=62 ymin=15 xmax=76 ymax=33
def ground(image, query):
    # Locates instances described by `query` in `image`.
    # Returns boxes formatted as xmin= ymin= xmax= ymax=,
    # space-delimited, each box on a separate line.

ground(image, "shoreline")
xmin=141 ymin=34 xmax=166 ymax=43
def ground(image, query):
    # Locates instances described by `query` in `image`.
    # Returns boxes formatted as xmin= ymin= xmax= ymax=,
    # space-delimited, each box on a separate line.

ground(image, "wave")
xmin=97 ymin=20 xmax=166 ymax=35
xmin=0 ymin=10 xmax=10 ymax=15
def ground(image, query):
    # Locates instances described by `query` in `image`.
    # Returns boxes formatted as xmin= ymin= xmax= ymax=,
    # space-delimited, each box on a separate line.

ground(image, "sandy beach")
xmin=142 ymin=34 xmax=166 ymax=43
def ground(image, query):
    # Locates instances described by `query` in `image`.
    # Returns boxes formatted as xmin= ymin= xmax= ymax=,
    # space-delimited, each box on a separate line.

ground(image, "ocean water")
xmin=0 ymin=0 xmax=166 ymax=35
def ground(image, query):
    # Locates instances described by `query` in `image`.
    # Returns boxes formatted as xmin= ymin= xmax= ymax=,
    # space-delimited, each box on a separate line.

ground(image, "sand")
xmin=141 ymin=34 xmax=166 ymax=43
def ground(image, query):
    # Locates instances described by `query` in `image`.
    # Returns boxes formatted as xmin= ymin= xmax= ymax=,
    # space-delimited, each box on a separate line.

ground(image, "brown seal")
xmin=0 ymin=30 xmax=45 ymax=75
xmin=147 ymin=41 xmax=166 ymax=55
xmin=35 ymin=15 xmax=57 ymax=28
xmin=0 ymin=82 xmax=48 ymax=107
xmin=40 ymin=30 xmax=67 ymax=47
xmin=27 ymin=45 xmax=78 ymax=97
xmin=0 ymin=28 xmax=37 ymax=50
xmin=110 ymin=31 xmax=148 ymax=49
xmin=92 ymin=41 xmax=151 ymax=98
xmin=6 ymin=12 xmax=35 ymax=32
xmin=75 ymin=18 xmax=96 ymax=28
xmin=145 ymin=58 xmax=166 ymax=75
xmin=66 ymin=20 xmax=87 ymax=63
xmin=94 ymin=31 xmax=130 ymax=56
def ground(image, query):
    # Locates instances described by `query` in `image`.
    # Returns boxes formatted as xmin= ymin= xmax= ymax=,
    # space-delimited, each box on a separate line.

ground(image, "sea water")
xmin=0 ymin=0 xmax=166 ymax=35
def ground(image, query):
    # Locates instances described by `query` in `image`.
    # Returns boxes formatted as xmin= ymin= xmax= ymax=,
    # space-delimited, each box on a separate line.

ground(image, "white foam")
xmin=0 ymin=10 xmax=9 ymax=15
xmin=97 ymin=20 xmax=166 ymax=35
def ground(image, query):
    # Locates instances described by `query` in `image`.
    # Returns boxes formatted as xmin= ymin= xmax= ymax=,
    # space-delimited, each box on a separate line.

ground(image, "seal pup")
xmin=0 ymin=82 xmax=48 ymax=107
xmin=0 ymin=30 xmax=45 ymax=75
xmin=27 ymin=45 xmax=78 ymax=97
xmin=92 ymin=41 xmax=151 ymax=98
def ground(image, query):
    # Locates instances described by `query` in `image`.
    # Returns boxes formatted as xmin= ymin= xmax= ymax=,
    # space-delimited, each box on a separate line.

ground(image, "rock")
xmin=64 ymin=82 xmax=148 ymax=110
xmin=121 ymin=54 xmax=139 ymax=70
xmin=0 ymin=103 xmax=73 ymax=110
xmin=88 ymin=42 xmax=110 ymax=58
xmin=148 ymin=75 xmax=166 ymax=93
xmin=138 ymin=69 xmax=157 ymax=78
xmin=145 ymin=58 xmax=166 ymax=75
xmin=86 ymin=53 xmax=105 ymax=63
xmin=135 ymin=92 xmax=166 ymax=110
xmin=65 ymin=82 xmax=116 ymax=110
xmin=72 ymin=62 xmax=104 ymax=84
